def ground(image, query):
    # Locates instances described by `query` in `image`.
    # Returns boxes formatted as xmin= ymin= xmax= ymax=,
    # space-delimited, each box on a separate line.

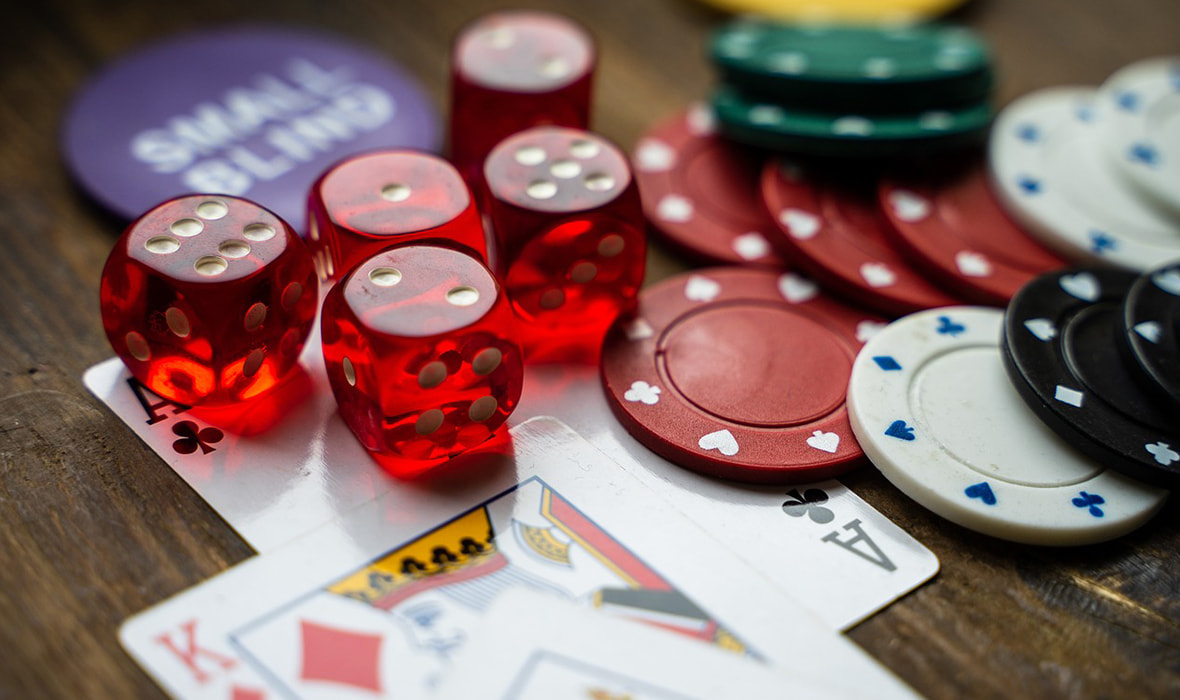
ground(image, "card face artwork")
xmin=120 ymin=419 xmax=917 ymax=700
xmin=431 ymin=590 xmax=862 ymax=700
xmin=514 ymin=365 xmax=940 ymax=630
xmin=86 ymin=349 xmax=938 ymax=631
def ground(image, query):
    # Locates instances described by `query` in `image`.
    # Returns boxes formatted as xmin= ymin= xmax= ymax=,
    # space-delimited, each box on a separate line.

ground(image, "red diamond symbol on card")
xmin=230 ymin=686 xmax=266 ymax=700
xmin=299 ymin=619 xmax=383 ymax=692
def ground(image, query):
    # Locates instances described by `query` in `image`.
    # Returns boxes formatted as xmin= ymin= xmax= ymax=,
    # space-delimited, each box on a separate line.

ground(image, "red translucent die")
xmin=100 ymin=195 xmax=318 ymax=406
xmin=306 ymin=151 xmax=487 ymax=281
xmin=483 ymin=126 xmax=646 ymax=361
xmin=449 ymin=10 xmax=595 ymax=182
xmin=321 ymin=245 xmax=524 ymax=472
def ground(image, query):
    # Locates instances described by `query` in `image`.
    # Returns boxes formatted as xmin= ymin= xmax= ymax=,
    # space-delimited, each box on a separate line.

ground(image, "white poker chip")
xmin=988 ymin=86 xmax=1180 ymax=271
xmin=1099 ymin=57 xmax=1180 ymax=217
xmin=846 ymin=306 xmax=1167 ymax=546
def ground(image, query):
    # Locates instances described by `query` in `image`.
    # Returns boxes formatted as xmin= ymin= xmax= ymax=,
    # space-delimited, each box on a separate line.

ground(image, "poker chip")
xmin=761 ymin=160 xmax=960 ymax=316
xmin=712 ymin=83 xmax=991 ymax=158
xmin=1122 ymin=263 xmax=1180 ymax=410
xmin=848 ymin=306 xmax=1168 ymax=545
xmin=711 ymin=20 xmax=992 ymax=112
xmin=601 ymin=267 xmax=885 ymax=484
xmin=988 ymin=87 xmax=1180 ymax=271
xmin=878 ymin=160 xmax=1066 ymax=306
xmin=1003 ymin=268 xmax=1180 ymax=488
xmin=695 ymin=0 xmax=965 ymax=23
xmin=1098 ymin=58 xmax=1180 ymax=217
xmin=631 ymin=104 xmax=784 ymax=266
xmin=61 ymin=26 xmax=440 ymax=232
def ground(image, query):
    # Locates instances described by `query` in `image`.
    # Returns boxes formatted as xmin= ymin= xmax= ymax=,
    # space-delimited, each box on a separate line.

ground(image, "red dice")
xmin=483 ymin=126 xmax=646 ymax=361
xmin=307 ymin=150 xmax=488 ymax=280
xmin=100 ymin=195 xmax=318 ymax=406
xmin=321 ymin=245 xmax=523 ymax=473
xmin=449 ymin=10 xmax=595 ymax=182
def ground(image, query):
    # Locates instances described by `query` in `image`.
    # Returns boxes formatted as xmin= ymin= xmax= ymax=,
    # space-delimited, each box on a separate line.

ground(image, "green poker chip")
xmin=711 ymin=83 xmax=991 ymax=158
xmin=710 ymin=20 xmax=993 ymax=112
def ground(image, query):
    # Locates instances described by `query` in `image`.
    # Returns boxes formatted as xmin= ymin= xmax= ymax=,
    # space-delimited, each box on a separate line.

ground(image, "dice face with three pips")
xmin=320 ymin=245 xmax=524 ymax=472
xmin=483 ymin=126 xmax=646 ymax=360
xmin=306 ymin=150 xmax=488 ymax=280
xmin=449 ymin=10 xmax=595 ymax=182
xmin=100 ymin=195 xmax=319 ymax=406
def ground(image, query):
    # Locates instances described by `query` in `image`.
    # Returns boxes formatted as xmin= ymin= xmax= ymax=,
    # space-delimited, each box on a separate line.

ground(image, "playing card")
xmin=120 ymin=418 xmax=917 ymax=700
xmin=86 ymin=346 xmax=937 ymax=630
xmin=514 ymin=364 xmax=940 ymax=630
xmin=431 ymin=589 xmax=865 ymax=700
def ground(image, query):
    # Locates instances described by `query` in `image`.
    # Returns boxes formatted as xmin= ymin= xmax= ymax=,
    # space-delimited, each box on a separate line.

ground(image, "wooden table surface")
xmin=2 ymin=0 xmax=1179 ymax=697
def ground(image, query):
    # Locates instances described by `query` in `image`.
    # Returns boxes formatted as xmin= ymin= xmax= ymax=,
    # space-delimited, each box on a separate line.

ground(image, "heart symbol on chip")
xmin=964 ymin=482 xmax=997 ymax=506
xmin=684 ymin=275 xmax=721 ymax=302
xmin=1024 ymin=318 xmax=1057 ymax=341
xmin=624 ymin=380 xmax=661 ymax=405
xmin=806 ymin=430 xmax=840 ymax=454
xmin=1135 ymin=321 xmax=1161 ymax=343
xmin=698 ymin=429 xmax=739 ymax=456
xmin=779 ymin=208 xmax=820 ymax=239
xmin=860 ymin=262 xmax=897 ymax=288
xmin=635 ymin=139 xmax=675 ymax=171
xmin=884 ymin=420 xmax=915 ymax=441
xmin=889 ymin=190 xmax=930 ymax=222
xmin=955 ymin=251 xmax=992 ymax=277
xmin=732 ymin=232 xmax=770 ymax=260
xmin=1153 ymin=269 xmax=1180 ymax=296
xmin=657 ymin=194 xmax=693 ymax=223
xmin=1059 ymin=272 xmax=1099 ymax=301
xmin=832 ymin=116 xmax=873 ymax=136
xmin=778 ymin=273 xmax=817 ymax=303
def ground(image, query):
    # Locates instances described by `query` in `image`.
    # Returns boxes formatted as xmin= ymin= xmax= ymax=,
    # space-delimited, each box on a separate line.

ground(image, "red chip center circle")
xmin=660 ymin=304 xmax=849 ymax=427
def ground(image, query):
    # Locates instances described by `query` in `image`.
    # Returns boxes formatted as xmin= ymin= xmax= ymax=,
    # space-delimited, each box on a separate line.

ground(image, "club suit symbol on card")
xmin=781 ymin=486 xmax=897 ymax=572
xmin=781 ymin=489 xmax=835 ymax=524
xmin=171 ymin=421 xmax=224 ymax=455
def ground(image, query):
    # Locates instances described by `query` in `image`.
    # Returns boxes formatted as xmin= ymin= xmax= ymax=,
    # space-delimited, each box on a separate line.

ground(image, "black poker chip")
xmin=1121 ymin=264 xmax=1180 ymax=412
xmin=1002 ymin=267 xmax=1180 ymax=488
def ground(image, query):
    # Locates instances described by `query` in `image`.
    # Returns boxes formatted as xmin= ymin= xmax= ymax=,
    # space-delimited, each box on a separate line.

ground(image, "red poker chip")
xmin=600 ymin=267 xmax=884 ymax=483
xmin=761 ymin=160 xmax=960 ymax=316
xmin=632 ymin=104 xmax=785 ymax=266
xmin=878 ymin=160 xmax=1066 ymax=306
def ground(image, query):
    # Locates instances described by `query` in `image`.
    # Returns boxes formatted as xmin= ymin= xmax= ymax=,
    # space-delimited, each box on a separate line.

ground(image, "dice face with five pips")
xmin=306 ymin=150 xmax=488 ymax=281
xmin=100 ymin=195 xmax=319 ymax=406
xmin=482 ymin=126 xmax=646 ymax=360
xmin=449 ymin=10 xmax=595 ymax=182
xmin=320 ymin=245 xmax=524 ymax=472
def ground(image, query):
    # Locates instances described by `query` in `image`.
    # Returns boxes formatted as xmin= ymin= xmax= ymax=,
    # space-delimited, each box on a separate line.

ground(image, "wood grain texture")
xmin=0 ymin=0 xmax=1178 ymax=697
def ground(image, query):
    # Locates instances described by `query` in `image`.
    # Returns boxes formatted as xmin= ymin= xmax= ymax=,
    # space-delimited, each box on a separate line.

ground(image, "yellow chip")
xmin=698 ymin=0 xmax=966 ymax=23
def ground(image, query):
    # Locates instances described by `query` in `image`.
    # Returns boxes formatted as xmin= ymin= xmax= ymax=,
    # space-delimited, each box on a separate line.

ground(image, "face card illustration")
xmin=432 ymin=590 xmax=863 ymax=700
xmin=514 ymin=365 xmax=941 ymax=630
xmin=86 ymin=350 xmax=938 ymax=631
xmin=120 ymin=418 xmax=917 ymax=700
